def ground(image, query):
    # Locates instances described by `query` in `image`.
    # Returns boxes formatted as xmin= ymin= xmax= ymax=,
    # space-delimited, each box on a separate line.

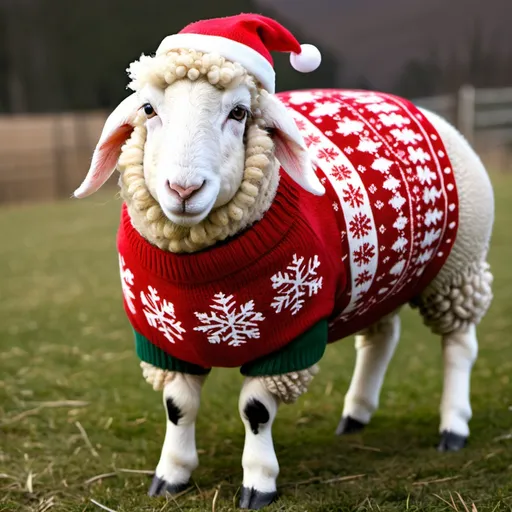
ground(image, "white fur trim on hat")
xmin=156 ymin=33 xmax=277 ymax=93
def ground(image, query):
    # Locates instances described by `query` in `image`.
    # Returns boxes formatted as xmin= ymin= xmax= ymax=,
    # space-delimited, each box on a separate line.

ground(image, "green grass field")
xmin=1 ymin=175 xmax=511 ymax=512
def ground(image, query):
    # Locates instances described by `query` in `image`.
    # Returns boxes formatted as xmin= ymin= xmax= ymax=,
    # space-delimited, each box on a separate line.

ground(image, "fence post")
xmin=456 ymin=84 xmax=476 ymax=144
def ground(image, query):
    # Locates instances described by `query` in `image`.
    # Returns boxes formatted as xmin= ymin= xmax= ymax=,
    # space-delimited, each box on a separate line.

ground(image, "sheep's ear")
xmin=74 ymin=93 xmax=139 ymax=198
xmin=258 ymin=91 xmax=325 ymax=196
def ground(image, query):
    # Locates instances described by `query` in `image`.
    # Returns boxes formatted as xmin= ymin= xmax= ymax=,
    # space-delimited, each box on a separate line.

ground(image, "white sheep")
xmin=74 ymin=14 xmax=494 ymax=510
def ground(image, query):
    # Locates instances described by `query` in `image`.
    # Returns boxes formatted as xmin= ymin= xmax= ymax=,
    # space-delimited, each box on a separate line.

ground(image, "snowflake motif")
xmin=368 ymin=184 xmax=377 ymax=194
xmin=141 ymin=286 xmax=185 ymax=344
xmin=325 ymin=130 xmax=333 ymax=136
xmin=379 ymin=113 xmax=410 ymax=127
xmin=371 ymin=157 xmax=394 ymax=173
xmin=294 ymin=119 xmax=307 ymax=131
xmin=353 ymin=243 xmax=376 ymax=266
xmin=336 ymin=117 xmax=365 ymax=136
xmin=349 ymin=213 xmax=372 ymax=239
xmin=408 ymin=146 xmax=431 ymax=164
xmin=332 ymin=202 xmax=339 ymax=212
xmin=344 ymin=146 xmax=354 ymax=154
xmin=304 ymin=134 xmax=321 ymax=147
xmin=365 ymin=102 xmax=400 ymax=114
xmin=310 ymin=101 xmax=341 ymax=117
xmin=374 ymin=200 xmax=384 ymax=209
xmin=390 ymin=127 xmax=422 ymax=145
xmin=119 ymin=255 xmax=136 ymax=314
xmin=379 ymin=224 xmax=386 ymax=234
xmin=357 ymin=138 xmax=382 ymax=154
xmin=271 ymin=254 xmax=323 ymax=316
xmin=342 ymin=183 xmax=364 ymax=208
xmin=354 ymin=270 xmax=372 ymax=287
xmin=317 ymin=147 xmax=338 ymax=162
xmin=194 ymin=293 xmax=264 ymax=347
xmin=331 ymin=164 xmax=352 ymax=181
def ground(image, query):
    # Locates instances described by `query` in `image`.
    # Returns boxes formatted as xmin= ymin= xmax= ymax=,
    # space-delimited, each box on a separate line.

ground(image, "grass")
xmin=1 ymin=175 xmax=511 ymax=512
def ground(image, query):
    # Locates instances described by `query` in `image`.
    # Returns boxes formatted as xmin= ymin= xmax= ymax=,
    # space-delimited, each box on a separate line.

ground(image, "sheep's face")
xmin=74 ymin=51 xmax=325 ymax=252
xmin=140 ymin=79 xmax=250 ymax=227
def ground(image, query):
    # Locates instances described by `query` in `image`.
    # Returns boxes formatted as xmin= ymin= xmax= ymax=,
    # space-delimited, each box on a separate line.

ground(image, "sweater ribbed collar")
xmin=119 ymin=173 xmax=299 ymax=284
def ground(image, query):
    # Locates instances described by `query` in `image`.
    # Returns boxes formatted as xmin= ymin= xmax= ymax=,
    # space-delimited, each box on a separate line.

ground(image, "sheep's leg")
xmin=148 ymin=372 xmax=206 ymax=496
xmin=337 ymin=312 xmax=400 ymax=434
xmin=238 ymin=377 xmax=280 ymax=510
xmin=412 ymin=261 xmax=493 ymax=451
xmin=437 ymin=325 xmax=478 ymax=451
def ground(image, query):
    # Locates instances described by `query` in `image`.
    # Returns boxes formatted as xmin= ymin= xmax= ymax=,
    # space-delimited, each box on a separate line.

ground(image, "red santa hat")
xmin=155 ymin=13 xmax=322 ymax=93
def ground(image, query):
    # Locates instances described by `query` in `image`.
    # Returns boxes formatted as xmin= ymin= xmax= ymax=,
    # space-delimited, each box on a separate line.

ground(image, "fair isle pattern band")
xmin=277 ymin=89 xmax=458 ymax=327
xmin=286 ymin=107 xmax=379 ymax=316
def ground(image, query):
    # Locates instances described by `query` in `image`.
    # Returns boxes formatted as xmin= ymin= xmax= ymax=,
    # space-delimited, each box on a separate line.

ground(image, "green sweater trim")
xmin=134 ymin=319 xmax=328 ymax=377
xmin=240 ymin=320 xmax=328 ymax=376
xmin=134 ymin=331 xmax=210 ymax=375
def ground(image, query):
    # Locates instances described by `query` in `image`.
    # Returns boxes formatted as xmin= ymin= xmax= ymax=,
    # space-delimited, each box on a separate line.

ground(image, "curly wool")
xmin=261 ymin=365 xmax=320 ymax=404
xmin=410 ymin=261 xmax=493 ymax=335
xmin=118 ymin=49 xmax=279 ymax=253
xmin=140 ymin=362 xmax=177 ymax=391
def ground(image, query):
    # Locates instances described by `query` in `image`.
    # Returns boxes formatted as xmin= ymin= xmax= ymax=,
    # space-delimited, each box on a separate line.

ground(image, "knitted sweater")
xmin=117 ymin=89 xmax=458 ymax=375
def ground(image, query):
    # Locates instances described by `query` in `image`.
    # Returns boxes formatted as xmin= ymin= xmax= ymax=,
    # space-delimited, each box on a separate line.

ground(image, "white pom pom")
xmin=290 ymin=44 xmax=322 ymax=73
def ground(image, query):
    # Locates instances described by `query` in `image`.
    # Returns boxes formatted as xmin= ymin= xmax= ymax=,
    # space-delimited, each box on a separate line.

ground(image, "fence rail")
xmin=413 ymin=85 xmax=512 ymax=150
xmin=0 ymin=85 xmax=511 ymax=205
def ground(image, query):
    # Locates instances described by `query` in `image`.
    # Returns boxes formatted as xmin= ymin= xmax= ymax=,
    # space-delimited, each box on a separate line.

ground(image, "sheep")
xmin=74 ymin=16 xmax=494 ymax=510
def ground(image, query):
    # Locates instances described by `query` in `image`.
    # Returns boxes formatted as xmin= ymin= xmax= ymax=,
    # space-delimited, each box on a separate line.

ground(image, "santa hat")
xmin=156 ymin=13 xmax=322 ymax=93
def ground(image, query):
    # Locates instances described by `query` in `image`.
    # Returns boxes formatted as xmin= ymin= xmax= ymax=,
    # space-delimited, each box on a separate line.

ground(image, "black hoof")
xmin=335 ymin=416 xmax=367 ymax=435
xmin=148 ymin=475 xmax=189 ymax=497
xmin=437 ymin=431 xmax=468 ymax=452
xmin=239 ymin=486 xmax=277 ymax=509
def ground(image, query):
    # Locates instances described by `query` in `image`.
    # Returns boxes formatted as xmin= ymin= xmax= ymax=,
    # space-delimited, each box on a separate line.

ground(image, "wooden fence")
xmin=0 ymin=85 xmax=511 ymax=205
xmin=0 ymin=111 xmax=107 ymax=205
xmin=413 ymin=85 xmax=512 ymax=172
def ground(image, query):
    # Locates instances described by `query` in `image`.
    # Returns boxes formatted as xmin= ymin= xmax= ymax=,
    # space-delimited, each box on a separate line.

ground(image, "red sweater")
xmin=117 ymin=89 xmax=458 ymax=371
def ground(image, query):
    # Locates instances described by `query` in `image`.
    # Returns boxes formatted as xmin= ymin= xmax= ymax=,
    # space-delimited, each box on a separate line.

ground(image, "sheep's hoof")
xmin=239 ymin=486 xmax=277 ymax=509
xmin=437 ymin=431 xmax=467 ymax=452
xmin=148 ymin=475 xmax=189 ymax=497
xmin=335 ymin=415 xmax=367 ymax=435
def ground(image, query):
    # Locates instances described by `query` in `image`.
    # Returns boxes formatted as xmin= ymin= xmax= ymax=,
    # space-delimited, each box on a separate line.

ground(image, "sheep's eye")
xmin=143 ymin=103 xmax=156 ymax=118
xmin=228 ymin=106 xmax=248 ymax=122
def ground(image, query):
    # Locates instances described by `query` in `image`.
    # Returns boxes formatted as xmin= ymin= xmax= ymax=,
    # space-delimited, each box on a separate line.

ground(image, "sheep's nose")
xmin=167 ymin=181 xmax=203 ymax=201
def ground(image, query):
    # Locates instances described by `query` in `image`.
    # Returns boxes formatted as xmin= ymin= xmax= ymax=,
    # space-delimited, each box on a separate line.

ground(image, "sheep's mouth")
xmin=160 ymin=198 xmax=216 ymax=227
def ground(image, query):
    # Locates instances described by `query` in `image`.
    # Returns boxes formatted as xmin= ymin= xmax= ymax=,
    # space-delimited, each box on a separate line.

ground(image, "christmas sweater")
xmin=117 ymin=89 xmax=458 ymax=375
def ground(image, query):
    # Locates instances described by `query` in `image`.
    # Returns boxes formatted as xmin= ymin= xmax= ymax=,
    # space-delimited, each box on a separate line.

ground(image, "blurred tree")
xmin=0 ymin=0 xmax=338 ymax=113
xmin=395 ymin=51 xmax=442 ymax=98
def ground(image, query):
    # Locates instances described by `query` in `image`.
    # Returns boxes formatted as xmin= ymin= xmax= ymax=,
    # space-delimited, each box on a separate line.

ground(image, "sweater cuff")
xmin=240 ymin=320 xmax=328 ymax=376
xmin=134 ymin=330 xmax=211 ymax=375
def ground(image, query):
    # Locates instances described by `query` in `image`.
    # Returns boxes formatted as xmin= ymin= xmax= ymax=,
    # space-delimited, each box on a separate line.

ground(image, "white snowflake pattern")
xmin=357 ymin=138 xmax=382 ymax=154
xmin=336 ymin=117 xmax=365 ymax=136
xmin=379 ymin=113 xmax=410 ymax=127
xmin=408 ymin=146 xmax=431 ymax=164
xmin=271 ymin=254 xmax=323 ymax=315
xmin=194 ymin=293 xmax=264 ymax=347
xmin=365 ymin=102 xmax=400 ymax=114
xmin=119 ymin=255 xmax=136 ymax=314
xmin=310 ymin=101 xmax=341 ymax=117
xmin=371 ymin=157 xmax=394 ymax=172
xmin=416 ymin=165 xmax=437 ymax=185
xmin=425 ymin=208 xmax=443 ymax=226
xmin=141 ymin=286 xmax=185 ymax=344
xmin=390 ymin=128 xmax=423 ymax=145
